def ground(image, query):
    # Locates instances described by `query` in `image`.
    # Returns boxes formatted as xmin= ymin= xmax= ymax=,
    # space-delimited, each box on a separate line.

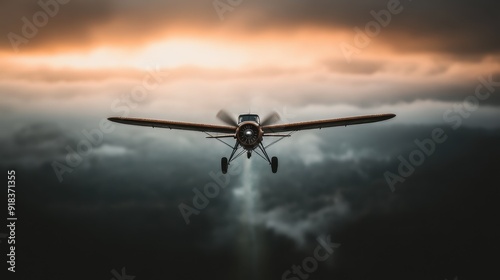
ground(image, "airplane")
xmin=108 ymin=110 xmax=395 ymax=174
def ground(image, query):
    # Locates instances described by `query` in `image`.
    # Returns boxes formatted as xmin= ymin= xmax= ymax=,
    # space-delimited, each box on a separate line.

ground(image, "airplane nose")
xmin=245 ymin=129 xmax=253 ymax=137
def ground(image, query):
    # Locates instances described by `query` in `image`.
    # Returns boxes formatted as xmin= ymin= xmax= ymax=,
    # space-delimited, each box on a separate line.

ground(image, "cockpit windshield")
xmin=238 ymin=114 xmax=260 ymax=124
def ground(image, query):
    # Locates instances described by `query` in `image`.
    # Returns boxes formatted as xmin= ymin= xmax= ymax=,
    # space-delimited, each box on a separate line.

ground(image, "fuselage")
xmin=236 ymin=114 xmax=263 ymax=150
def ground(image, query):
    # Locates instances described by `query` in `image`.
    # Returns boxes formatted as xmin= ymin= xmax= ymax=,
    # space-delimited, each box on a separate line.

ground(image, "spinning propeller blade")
xmin=261 ymin=111 xmax=281 ymax=126
xmin=216 ymin=110 xmax=238 ymax=127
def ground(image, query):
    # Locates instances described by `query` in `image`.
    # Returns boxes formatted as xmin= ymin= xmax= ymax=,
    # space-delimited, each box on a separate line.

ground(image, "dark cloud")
xmin=0 ymin=0 xmax=220 ymax=51
xmin=1 ymin=0 xmax=114 ymax=51
xmin=0 ymin=122 xmax=79 ymax=167
xmin=1 ymin=0 xmax=499 ymax=56
xmin=2 ymin=119 xmax=499 ymax=279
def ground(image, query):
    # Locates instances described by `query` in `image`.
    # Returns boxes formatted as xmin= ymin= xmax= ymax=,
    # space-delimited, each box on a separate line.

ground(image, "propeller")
xmin=260 ymin=111 xmax=281 ymax=126
xmin=216 ymin=110 xmax=238 ymax=127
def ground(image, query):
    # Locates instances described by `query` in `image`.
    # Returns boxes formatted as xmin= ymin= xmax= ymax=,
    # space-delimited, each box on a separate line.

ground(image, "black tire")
xmin=271 ymin=156 xmax=278 ymax=173
xmin=221 ymin=157 xmax=228 ymax=174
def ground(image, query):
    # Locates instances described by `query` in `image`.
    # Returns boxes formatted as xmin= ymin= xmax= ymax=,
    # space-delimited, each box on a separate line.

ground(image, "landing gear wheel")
xmin=247 ymin=151 xmax=251 ymax=159
xmin=271 ymin=156 xmax=278 ymax=173
xmin=221 ymin=157 xmax=228 ymax=174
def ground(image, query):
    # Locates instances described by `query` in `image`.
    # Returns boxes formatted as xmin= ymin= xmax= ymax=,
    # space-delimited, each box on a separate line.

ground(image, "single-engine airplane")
xmin=108 ymin=110 xmax=395 ymax=174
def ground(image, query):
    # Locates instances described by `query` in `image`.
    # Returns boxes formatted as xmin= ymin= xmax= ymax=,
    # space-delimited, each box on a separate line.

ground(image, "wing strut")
xmin=264 ymin=131 xmax=295 ymax=149
xmin=204 ymin=132 xmax=234 ymax=149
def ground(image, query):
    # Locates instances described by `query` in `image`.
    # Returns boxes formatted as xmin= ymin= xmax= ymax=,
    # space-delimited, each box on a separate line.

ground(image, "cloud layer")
xmin=3 ymin=120 xmax=499 ymax=279
xmin=2 ymin=0 xmax=500 ymax=57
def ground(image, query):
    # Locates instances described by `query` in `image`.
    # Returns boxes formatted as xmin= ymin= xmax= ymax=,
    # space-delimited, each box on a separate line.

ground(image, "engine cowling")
xmin=236 ymin=123 xmax=262 ymax=148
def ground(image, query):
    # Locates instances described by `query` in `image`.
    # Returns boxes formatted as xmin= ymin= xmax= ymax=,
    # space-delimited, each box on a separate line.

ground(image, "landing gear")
xmin=254 ymin=142 xmax=279 ymax=174
xmin=221 ymin=157 xmax=228 ymax=174
xmin=271 ymin=156 xmax=278 ymax=173
xmin=216 ymin=140 xmax=283 ymax=174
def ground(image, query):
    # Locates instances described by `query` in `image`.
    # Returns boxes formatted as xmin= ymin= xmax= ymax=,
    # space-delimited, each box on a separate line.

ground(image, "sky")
xmin=1 ymin=0 xmax=499 ymax=279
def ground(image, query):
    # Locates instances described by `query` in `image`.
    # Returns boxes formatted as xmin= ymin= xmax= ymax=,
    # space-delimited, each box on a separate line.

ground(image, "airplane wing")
xmin=108 ymin=117 xmax=237 ymax=134
xmin=262 ymin=114 xmax=396 ymax=133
